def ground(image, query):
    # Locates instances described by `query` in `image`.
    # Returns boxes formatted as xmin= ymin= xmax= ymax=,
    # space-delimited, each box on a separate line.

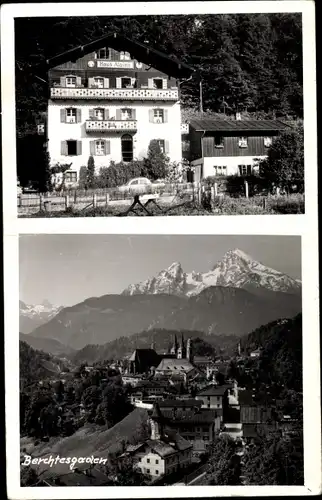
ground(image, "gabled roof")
xmin=128 ymin=348 xmax=160 ymax=365
xmin=197 ymin=384 xmax=232 ymax=396
xmin=190 ymin=119 xmax=290 ymax=133
xmin=41 ymin=33 xmax=195 ymax=79
xmin=156 ymin=358 xmax=195 ymax=372
xmin=161 ymin=408 xmax=218 ymax=424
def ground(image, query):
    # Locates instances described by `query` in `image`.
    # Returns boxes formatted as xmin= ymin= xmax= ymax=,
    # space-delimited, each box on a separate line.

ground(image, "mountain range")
xmin=122 ymin=249 xmax=301 ymax=297
xmin=22 ymin=249 xmax=302 ymax=353
xmin=19 ymin=300 xmax=62 ymax=334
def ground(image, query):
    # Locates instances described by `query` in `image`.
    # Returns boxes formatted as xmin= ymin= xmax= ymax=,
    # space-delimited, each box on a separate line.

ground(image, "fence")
xmin=17 ymin=182 xmax=304 ymax=215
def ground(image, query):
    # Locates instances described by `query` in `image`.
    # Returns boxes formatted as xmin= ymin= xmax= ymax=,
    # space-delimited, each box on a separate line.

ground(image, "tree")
xmin=87 ymin=156 xmax=96 ymax=188
xmin=243 ymin=432 xmax=304 ymax=485
xmin=215 ymin=372 xmax=226 ymax=386
xmin=143 ymin=140 xmax=169 ymax=180
xmin=78 ymin=166 xmax=88 ymax=189
xmin=259 ymin=124 xmax=304 ymax=192
xmin=207 ymin=435 xmax=241 ymax=485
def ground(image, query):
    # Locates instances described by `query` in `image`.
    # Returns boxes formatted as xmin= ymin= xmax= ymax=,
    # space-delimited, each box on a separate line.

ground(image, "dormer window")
xmin=66 ymin=76 xmax=76 ymax=88
xmin=120 ymin=51 xmax=131 ymax=60
xmin=96 ymin=47 xmax=110 ymax=60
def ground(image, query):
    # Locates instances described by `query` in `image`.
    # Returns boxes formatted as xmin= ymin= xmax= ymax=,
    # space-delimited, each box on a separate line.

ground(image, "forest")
xmin=15 ymin=13 xmax=303 ymax=139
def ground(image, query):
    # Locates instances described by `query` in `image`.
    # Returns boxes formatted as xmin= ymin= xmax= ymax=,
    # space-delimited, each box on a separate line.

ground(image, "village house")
xmin=195 ymin=384 xmax=233 ymax=419
xmin=157 ymin=400 xmax=221 ymax=452
xmin=45 ymin=34 xmax=194 ymax=187
xmin=123 ymin=404 xmax=193 ymax=481
xmin=188 ymin=118 xmax=290 ymax=182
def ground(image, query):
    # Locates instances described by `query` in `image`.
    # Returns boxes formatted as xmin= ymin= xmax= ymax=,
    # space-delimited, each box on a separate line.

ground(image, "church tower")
xmin=170 ymin=334 xmax=178 ymax=356
xmin=186 ymin=338 xmax=192 ymax=362
xmin=177 ymin=333 xmax=186 ymax=359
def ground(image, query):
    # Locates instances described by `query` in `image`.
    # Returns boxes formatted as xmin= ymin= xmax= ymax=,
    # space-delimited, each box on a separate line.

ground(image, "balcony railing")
xmin=50 ymin=87 xmax=179 ymax=101
xmin=181 ymin=123 xmax=189 ymax=134
xmin=85 ymin=120 xmax=137 ymax=132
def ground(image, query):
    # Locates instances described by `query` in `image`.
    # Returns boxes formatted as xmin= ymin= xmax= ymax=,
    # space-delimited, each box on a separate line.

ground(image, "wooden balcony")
xmin=85 ymin=120 xmax=137 ymax=132
xmin=50 ymin=87 xmax=179 ymax=101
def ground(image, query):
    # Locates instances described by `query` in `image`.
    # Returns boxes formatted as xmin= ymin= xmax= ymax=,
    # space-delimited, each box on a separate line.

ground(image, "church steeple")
xmin=170 ymin=334 xmax=178 ymax=355
xmin=177 ymin=333 xmax=186 ymax=359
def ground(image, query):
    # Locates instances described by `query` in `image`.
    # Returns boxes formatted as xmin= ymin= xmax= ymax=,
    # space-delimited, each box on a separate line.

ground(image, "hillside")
xmin=19 ymin=332 xmax=74 ymax=357
xmin=241 ymin=313 xmax=302 ymax=392
xmin=19 ymin=340 xmax=65 ymax=388
xmin=30 ymin=286 xmax=301 ymax=350
xmin=71 ymin=329 xmax=239 ymax=365
xmin=30 ymin=294 xmax=186 ymax=349
xmin=21 ymin=407 xmax=150 ymax=479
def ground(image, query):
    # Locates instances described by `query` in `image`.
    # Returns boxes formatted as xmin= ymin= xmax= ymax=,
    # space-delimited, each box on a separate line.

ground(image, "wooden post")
xmin=93 ymin=193 xmax=97 ymax=208
xmin=210 ymin=187 xmax=215 ymax=203
xmin=244 ymin=180 xmax=249 ymax=199
xmin=214 ymin=182 xmax=218 ymax=197
xmin=65 ymin=195 xmax=70 ymax=210
xmin=39 ymin=194 xmax=44 ymax=211
xmin=105 ymin=193 xmax=110 ymax=207
xmin=263 ymin=198 xmax=267 ymax=210
xmin=44 ymin=200 xmax=51 ymax=212
xmin=198 ymin=182 xmax=202 ymax=204
xmin=17 ymin=194 xmax=22 ymax=208
xmin=74 ymin=190 xmax=77 ymax=204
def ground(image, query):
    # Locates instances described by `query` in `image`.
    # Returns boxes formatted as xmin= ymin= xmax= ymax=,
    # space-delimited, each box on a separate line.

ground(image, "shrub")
xmin=143 ymin=140 xmax=169 ymax=180
xmin=78 ymin=166 xmax=88 ymax=189
xmin=87 ymin=156 xmax=95 ymax=188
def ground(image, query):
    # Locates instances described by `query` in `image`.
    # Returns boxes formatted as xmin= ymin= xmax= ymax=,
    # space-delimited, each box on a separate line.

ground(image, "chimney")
xmin=235 ymin=112 xmax=241 ymax=121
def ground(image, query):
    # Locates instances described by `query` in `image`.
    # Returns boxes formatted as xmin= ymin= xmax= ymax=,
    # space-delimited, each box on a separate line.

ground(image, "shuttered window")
xmin=152 ymin=78 xmax=163 ymax=89
xmin=65 ymin=171 xmax=77 ymax=182
xmin=238 ymin=165 xmax=252 ymax=176
xmin=66 ymin=76 xmax=76 ymax=88
xmin=120 ymin=51 xmax=131 ymax=60
xmin=96 ymin=47 xmax=110 ymax=60
xmin=154 ymin=139 xmax=169 ymax=154
xmin=60 ymin=140 xmax=82 ymax=156
xmin=90 ymin=140 xmax=111 ymax=156
xmin=61 ymin=108 xmax=81 ymax=123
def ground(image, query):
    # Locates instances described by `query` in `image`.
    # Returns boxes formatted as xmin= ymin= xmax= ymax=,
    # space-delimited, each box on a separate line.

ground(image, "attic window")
xmin=96 ymin=48 xmax=110 ymax=60
xmin=238 ymin=137 xmax=248 ymax=148
xmin=120 ymin=51 xmax=131 ymax=60
xmin=66 ymin=76 xmax=76 ymax=88
xmin=214 ymin=136 xmax=224 ymax=148
xmin=153 ymin=78 xmax=163 ymax=89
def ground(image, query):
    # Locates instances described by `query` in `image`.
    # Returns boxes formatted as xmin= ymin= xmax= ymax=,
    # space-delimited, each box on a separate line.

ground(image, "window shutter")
xmin=76 ymin=141 xmax=82 ymax=155
xmin=131 ymin=77 xmax=136 ymax=87
xmin=238 ymin=165 xmax=243 ymax=176
xmin=60 ymin=76 xmax=66 ymax=87
xmin=103 ymin=78 xmax=109 ymax=88
xmin=163 ymin=110 xmax=168 ymax=123
xmin=148 ymin=78 xmax=153 ymax=88
xmin=89 ymin=108 xmax=95 ymax=119
xmin=149 ymin=110 xmax=154 ymax=123
xmin=247 ymin=165 xmax=252 ymax=175
xmin=132 ymin=109 xmax=136 ymax=120
xmin=61 ymin=141 xmax=67 ymax=155
xmin=76 ymin=109 xmax=82 ymax=123
xmin=105 ymin=140 xmax=111 ymax=155
xmin=88 ymin=78 xmax=94 ymax=88
xmin=76 ymin=76 xmax=82 ymax=87
xmin=90 ymin=141 xmax=95 ymax=156
xmin=116 ymin=109 xmax=121 ymax=120
xmin=162 ymin=78 xmax=167 ymax=89
xmin=60 ymin=109 xmax=66 ymax=123
xmin=104 ymin=108 xmax=109 ymax=120
xmin=116 ymin=77 xmax=122 ymax=89
xmin=165 ymin=140 xmax=170 ymax=154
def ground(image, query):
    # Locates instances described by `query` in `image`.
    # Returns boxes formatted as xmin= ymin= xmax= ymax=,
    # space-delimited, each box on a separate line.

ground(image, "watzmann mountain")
xmin=122 ymin=249 xmax=301 ymax=297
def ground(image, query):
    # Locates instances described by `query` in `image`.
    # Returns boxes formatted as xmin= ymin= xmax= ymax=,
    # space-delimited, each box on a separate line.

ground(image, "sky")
xmin=19 ymin=235 xmax=301 ymax=307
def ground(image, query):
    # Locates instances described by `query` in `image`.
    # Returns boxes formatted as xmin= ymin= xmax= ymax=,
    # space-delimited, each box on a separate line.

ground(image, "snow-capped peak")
xmin=122 ymin=248 xmax=301 ymax=297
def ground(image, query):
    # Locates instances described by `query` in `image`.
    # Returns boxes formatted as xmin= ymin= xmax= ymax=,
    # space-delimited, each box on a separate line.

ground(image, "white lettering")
xmin=97 ymin=61 xmax=134 ymax=69
xmin=21 ymin=455 xmax=31 ymax=466
xmin=70 ymin=457 xmax=78 ymax=470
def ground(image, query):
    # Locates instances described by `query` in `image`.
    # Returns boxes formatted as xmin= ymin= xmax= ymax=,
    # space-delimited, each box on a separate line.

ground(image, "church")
xmin=154 ymin=334 xmax=199 ymax=382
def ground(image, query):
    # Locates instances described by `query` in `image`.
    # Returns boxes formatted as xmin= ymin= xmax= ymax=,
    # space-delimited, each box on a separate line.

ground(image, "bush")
xmin=96 ymin=160 xmax=146 ymax=188
xmin=258 ymin=125 xmax=304 ymax=192
xmin=143 ymin=140 xmax=169 ymax=180
xmin=87 ymin=156 xmax=95 ymax=188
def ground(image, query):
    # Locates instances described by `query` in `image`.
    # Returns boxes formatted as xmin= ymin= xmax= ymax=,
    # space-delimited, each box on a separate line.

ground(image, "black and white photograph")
xmin=14 ymin=9 xmax=305 ymax=217
xmin=19 ymin=235 xmax=303 ymax=486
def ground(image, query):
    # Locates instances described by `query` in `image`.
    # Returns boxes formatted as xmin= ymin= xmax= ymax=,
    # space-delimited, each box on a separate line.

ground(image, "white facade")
xmin=191 ymin=155 xmax=264 ymax=179
xmin=47 ymin=99 xmax=182 ymax=181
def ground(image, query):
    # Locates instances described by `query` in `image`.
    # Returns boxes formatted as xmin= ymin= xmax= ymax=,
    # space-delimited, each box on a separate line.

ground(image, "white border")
xmin=1 ymin=1 xmax=320 ymax=499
